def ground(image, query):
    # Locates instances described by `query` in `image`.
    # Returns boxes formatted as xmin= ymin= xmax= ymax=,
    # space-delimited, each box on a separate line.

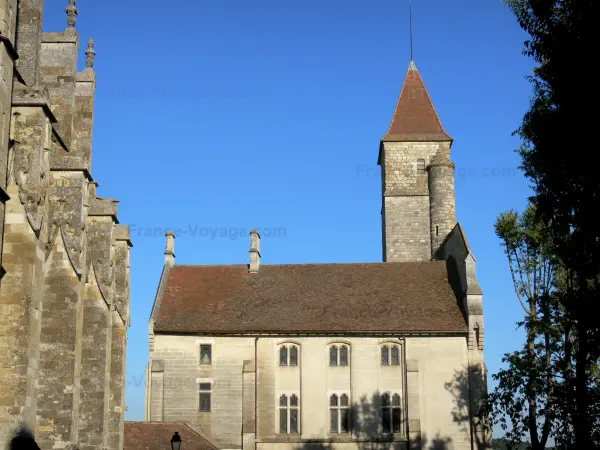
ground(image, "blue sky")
xmin=43 ymin=0 xmax=535 ymax=432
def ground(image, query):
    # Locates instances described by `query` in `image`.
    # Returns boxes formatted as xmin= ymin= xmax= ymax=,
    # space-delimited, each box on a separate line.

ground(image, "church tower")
xmin=378 ymin=60 xmax=456 ymax=262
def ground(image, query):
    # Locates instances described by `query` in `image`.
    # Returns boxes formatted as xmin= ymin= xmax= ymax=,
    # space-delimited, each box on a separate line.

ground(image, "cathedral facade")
xmin=144 ymin=60 xmax=491 ymax=450
xmin=0 ymin=1 xmax=131 ymax=449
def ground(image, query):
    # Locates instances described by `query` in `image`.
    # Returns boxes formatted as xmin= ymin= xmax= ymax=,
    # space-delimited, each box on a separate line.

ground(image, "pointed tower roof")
xmin=381 ymin=60 xmax=452 ymax=143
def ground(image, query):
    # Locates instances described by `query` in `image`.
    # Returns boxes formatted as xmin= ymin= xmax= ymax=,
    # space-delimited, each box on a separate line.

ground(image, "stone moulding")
xmin=12 ymin=83 xmax=57 ymax=123
xmin=49 ymin=154 xmax=90 ymax=178
xmin=89 ymin=198 xmax=118 ymax=219
xmin=12 ymin=113 xmax=49 ymax=233
xmin=45 ymin=205 xmax=85 ymax=276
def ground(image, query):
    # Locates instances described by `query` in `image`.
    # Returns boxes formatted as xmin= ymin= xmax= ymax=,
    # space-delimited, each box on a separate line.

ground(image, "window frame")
xmin=278 ymin=392 xmax=300 ymax=434
xmin=380 ymin=391 xmax=402 ymax=434
xmin=417 ymin=158 xmax=426 ymax=174
xmin=381 ymin=344 xmax=401 ymax=366
xmin=329 ymin=344 xmax=350 ymax=367
xmin=328 ymin=392 xmax=350 ymax=434
xmin=279 ymin=343 xmax=300 ymax=367
xmin=199 ymin=344 xmax=212 ymax=365
xmin=198 ymin=382 xmax=212 ymax=413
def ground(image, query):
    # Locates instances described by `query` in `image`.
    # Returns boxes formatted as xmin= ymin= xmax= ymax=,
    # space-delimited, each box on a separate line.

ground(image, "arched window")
xmin=391 ymin=346 xmax=400 ymax=365
xmin=279 ymin=346 xmax=288 ymax=366
xmin=339 ymin=345 xmax=348 ymax=366
xmin=330 ymin=345 xmax=338 ymax=366
xmin=329 ymin=393 xmax=349 ymax=433
xmin=330 ymin=344 xmax=349 ymax=366
xmin=290 ymin=346 xmax=298 ymax=366
xmin=278 ymin=394 xmax=299 ymax=434
xmin=381 ymin=345 xmax=389 ymax=365
xmin=381 ymin=392 xmax=402 ymax=433
xmin=381 ymin=344 xmax=401 ymax=366
xmin=279 ymin=344 xmax=299 ymax=367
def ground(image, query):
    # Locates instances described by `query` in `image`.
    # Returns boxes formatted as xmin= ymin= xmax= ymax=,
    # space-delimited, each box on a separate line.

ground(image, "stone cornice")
xmin=89 ymin=199 xmax=119 ymax=221
xmin=153 ymin=330 xmax=469 ymax=337
xmin=49 ymin=154 xmax=91 ymax=179
xmin=11 ymin=84 xmax=58 ymax=123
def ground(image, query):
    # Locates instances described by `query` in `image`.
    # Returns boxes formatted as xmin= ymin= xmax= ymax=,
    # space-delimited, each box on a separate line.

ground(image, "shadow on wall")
xmin=293 ymin=364 xmax=491 ymax=450
xmin=292 ymin=393 xmax=454 ymax=450
xmin=8 ymin=426 xmax=41 ymax=450
xmin=444 ymin=363 xmax=492 ymax=450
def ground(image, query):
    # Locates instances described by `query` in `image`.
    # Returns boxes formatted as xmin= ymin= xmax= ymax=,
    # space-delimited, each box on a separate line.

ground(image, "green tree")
xmin=489 ymin=204 xmax=559 ymax=450
xmin=503 ymin=0 xmax=600 ymax=447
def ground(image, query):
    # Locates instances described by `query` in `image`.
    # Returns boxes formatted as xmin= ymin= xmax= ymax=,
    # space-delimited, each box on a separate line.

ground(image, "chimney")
xmin=165 ymin=231 xmax=175 ymax=266
xmin=249 ymin=229 xmax=260 ymax=273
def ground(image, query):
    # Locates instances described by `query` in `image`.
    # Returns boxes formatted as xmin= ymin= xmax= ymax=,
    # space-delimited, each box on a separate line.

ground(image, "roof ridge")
xmin=173 ymin=261 xmax=445 ymax=268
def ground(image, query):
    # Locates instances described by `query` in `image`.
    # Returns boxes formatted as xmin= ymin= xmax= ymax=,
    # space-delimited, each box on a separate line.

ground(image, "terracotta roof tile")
xmin=381 ymin=60 xmax=452 ymax=142
xmin=124 ymin=422 xmax=217 ymax=450
xmin=153 ymin=261 xmax=467 ymax=334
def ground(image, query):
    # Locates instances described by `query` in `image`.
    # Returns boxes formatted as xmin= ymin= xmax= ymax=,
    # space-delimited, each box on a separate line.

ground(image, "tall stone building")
xmin=0 ymin=1 xmax=132 ymax=449
xmin=141 ymin=60 xmax=490 ymax=450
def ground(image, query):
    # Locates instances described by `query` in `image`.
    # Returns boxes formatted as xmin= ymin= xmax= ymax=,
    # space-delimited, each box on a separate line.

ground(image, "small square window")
xmin=200 ymin=344 xmax=211 ymax=365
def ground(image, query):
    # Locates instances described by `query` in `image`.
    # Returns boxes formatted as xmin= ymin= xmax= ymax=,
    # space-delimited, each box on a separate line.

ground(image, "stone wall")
xmin=150 ymin=334 xmax=473 ymax=450
xmin=379 ymin=141 xmax=442 ymax=262
xmin=0 ymin=2 xmax=132 ymax=448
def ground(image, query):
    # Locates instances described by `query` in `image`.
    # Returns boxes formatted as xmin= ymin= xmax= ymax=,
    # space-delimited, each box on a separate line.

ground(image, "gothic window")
xmin=381 ymin=344 xmax=401 ymax=366
xmin=279 ymin=344 xmax=299 ymax=366
xmin=280 ymin=346 xmax=288 ymax=366
xmin=279 ymin=394 xmax=299 ymax=434
xmin=330 ymin=345 xmax=338 ymax=366
xmin=199 ymin=383 xmax=211 ymax=412
xmin=381 ymin=345 xmax=389 ymax=365
xmin=391 ymin=346 xmax=400 ymax=365
xmin=329 ymin=393 xmax=350 ymax=433
xmin=200 ymin=344 xmax=211 ymax=365
xmin=381 ymin=393 xmax=402 ymax=433
xmin=290 ymin=346 xmax=298 ymax=366
xmin=339 ymin=345 xmax=348 ymax=366
xmin=417 ymin=159 xmax=426 ymax=174
xmin=330 ymin=344 xmax=349 ymax=366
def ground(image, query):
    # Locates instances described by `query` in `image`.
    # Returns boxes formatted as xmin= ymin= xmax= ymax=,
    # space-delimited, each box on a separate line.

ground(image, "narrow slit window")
xmin=417 ymin=159 xmax=426 ymax=174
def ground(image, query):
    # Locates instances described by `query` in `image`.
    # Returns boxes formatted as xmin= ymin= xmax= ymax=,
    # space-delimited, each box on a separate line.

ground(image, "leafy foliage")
xmin=501 ymin=0 xmax=600 ymax=447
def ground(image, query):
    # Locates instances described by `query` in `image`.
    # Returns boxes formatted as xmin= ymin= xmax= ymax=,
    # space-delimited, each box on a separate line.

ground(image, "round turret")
xmin=427 ymin=148 xmax=456 ymax=258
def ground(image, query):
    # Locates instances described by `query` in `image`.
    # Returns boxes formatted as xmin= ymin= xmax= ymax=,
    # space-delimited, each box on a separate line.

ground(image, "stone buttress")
xmin=0 ymin=2 xmax=132 ymax=449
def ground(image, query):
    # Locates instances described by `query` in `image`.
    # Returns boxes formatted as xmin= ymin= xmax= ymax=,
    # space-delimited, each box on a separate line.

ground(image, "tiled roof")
xmin=381 ymin=60 xmax=452 ymax=142
xmin=124 ymin=422 xmax=217 ymax=450
xmin=153 ymin=261 xmax=467 ymax=334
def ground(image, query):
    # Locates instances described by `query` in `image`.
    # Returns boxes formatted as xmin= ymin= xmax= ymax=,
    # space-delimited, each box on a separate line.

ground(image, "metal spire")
xmin=409 ymin=0 xmax=414 ymax=61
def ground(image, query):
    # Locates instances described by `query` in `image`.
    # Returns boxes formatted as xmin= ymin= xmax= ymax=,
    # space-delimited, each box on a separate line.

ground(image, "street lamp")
xmin=171 ymin=432 xmax=182 ymax=450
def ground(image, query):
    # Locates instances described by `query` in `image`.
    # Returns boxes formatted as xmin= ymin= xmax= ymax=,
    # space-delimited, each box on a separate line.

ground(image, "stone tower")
xmin=0 ymin=1 xmax=132 ymax=449
xmin=378 ymin=60 xmax=455 ymax=262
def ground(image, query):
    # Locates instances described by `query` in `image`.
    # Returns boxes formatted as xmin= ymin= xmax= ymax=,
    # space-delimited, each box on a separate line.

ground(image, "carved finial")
xmin=66 ymin=0 xmax=78 ymax=28
xmin=85 ymin=39 xmax=96 ymax=68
